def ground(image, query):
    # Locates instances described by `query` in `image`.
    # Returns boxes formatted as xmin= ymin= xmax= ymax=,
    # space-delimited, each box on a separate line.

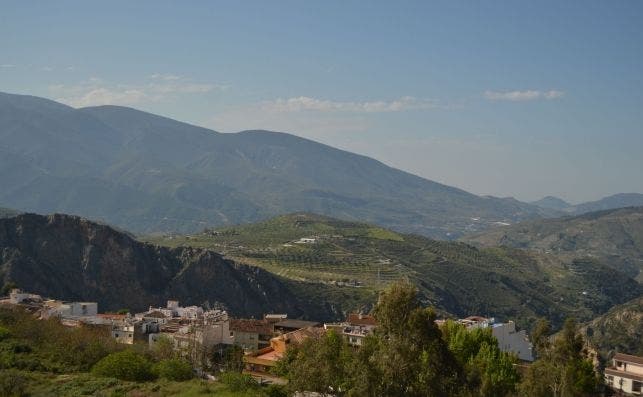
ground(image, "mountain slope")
xmin=0 ymin=213 xmax=340 ymax=320
xmin=461 ymin=207 xmax=643 ymax=282
xmin=0 ymin=91 xmax=553 ymax=239
xmin=145 ymin=213 xmax=642 ymax=329
xmin=580 ymin=297 xmax=643 ymax=357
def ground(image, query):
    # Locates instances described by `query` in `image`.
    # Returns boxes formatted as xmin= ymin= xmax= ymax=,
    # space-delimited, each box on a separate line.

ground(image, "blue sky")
xmin=1 ymin=1 xmax=642 ymax=202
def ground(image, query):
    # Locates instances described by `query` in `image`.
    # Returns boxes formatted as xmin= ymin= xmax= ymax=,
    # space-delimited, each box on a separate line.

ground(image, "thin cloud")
xmin=484 ymin=90 xmax=564 ymax=101
xmin=261 ymin=96 xmax=439 ymax=113
xmin=0 ymin=64 xmax=16 ymax=68
xmin=50 ymin=75 xmax=224 ymax=107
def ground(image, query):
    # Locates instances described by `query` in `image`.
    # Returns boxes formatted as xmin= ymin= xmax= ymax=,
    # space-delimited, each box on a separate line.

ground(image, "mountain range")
xmin=0 ymin=91 xmax=563 ymax=239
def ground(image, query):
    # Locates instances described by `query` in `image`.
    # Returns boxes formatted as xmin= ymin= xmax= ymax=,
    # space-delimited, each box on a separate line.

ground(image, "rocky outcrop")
xmin=0 ymin=213 xmax=329 ymax=319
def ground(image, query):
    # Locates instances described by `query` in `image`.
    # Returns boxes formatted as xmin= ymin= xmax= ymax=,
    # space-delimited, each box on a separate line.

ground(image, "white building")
xmin=605 ymin=353 xmax=643 ymax=395
xmin=42 ymin=300 xmax=98 ymax=318
xmin=9 ymin=289 xmax=42 ymax=304
xmin=458 ymin=316 xmax=533 ymax=362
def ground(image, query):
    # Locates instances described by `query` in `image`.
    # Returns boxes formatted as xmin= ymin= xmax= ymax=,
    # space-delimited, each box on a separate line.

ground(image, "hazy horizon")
xmin=2 ymin=1 xmax=642 ymax=202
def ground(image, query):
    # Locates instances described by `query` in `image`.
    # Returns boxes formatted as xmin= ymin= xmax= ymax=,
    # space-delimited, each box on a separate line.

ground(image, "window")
xmin=633 ymin=380 xmax=642 ymax=392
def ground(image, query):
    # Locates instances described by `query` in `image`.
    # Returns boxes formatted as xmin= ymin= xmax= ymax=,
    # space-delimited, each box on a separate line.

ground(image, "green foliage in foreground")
xmin=519 ymin=318 xmax=601 ymax=397
xmin=278 ymin=280 xmax=519 ymax=397
xmin=278 ymin=281 xmax=602 ymax=397
xmin=0 ymin=306 xmax=282 ymax=396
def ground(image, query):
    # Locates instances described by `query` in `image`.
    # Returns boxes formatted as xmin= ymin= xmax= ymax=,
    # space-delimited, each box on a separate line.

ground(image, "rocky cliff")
xmin=0 ymin=213 xmax=333 ymax=319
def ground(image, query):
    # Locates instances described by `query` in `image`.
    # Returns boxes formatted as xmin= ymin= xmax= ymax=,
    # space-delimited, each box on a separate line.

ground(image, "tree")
xmin=92 ymin=350 xmax=155 ymax=382
xmin=441 ymin=320 xmax=519 ymax=397
xmin=281 ymin=330 xmax=355 ymax=395
xmin=358 ymin=280 xmax=463 ymax=397
xmin=519 ymin=318 xmax=600 ymax=397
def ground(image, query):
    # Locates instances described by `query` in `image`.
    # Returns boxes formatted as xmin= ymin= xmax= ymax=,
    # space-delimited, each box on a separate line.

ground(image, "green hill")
xmin=145 ymin=213 xmax=641 ymax=329
xmin=461 ymin=206 xmax=643 ymax=282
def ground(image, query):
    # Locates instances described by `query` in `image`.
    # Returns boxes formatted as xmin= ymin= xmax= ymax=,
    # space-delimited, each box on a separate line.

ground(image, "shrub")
xmin=0 ymin=326 xmax=11 ymax=341
xmin=219 ymin=371 xmax=259 ymax=391
xmin=153 ymin=358 xmax=193 ymax=381
xmin=92 ymin=350 xmax=155 ymax=382
xmin=265 ymin=384 xmax=288 ymax=397
xmin=0 ymin=369 xmax=28 ymax=397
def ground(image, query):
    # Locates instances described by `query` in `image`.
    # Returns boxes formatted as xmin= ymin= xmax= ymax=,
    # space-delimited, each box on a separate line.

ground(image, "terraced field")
xmin=144 ymin=213 xmax=642 ymax=329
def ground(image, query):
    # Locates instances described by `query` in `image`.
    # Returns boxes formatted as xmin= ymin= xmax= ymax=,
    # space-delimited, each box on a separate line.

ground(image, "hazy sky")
xmin=1 ymin=1 xmax=642 ymax=203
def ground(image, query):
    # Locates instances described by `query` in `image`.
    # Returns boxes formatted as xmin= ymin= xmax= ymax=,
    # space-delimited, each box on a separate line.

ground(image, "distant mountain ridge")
xmin=462 ymin=206 xmax=643 ymax=282
xmin=0 ymin=91 xmax=555 ymax=239
xmin=530 ymin=196 xmax=572 ymax=211
xmin=531 ymin=193 xmax=643 ymax=215
xmin=0 ymin=213 xmax=338 ymax=319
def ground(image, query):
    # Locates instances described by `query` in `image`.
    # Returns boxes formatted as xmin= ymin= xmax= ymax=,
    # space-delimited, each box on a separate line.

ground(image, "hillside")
xmin=0 ymin=213 xmax=344 ymax=320
xmin=580 ymin=296 xmax=643 ymax=357
xmin=145 ymin=213 xmax=642 ymax=329
xmin=462 ymin=207 xmax=643 ymax=281
xmin=0 ymin=91 xmax=555 ymax=239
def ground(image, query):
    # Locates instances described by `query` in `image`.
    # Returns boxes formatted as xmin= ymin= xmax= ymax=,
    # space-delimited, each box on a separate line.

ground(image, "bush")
xmin=265 ymin=384 xmax=288 ymax=397
xmin=153 ymin=358 xmax=193 ymax=381
xmin=219 ymin=371 xmax=259 ymax=391
xmin=92 ymin=350 xmax=155 ymax=382
xmin=0 ymin=369 xmax=28 ymax=397
xmin=0 ymin=326 xmax=11 ymax=341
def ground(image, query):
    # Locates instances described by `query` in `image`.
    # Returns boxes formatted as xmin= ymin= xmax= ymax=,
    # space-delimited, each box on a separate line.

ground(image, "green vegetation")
xmin=153 ymin=358 xmax=195 ymax=381
xmin=519 ymin=318 xmax=601 ymax=396
xmin=277 ymin=281 xmax=521 ymax=396
xmin=146 ymin=213 xmax=641 ymax=329
xmin=92 ymin=350 xmax=155 ymax=382
xmin=277 ymin=281 xmax=600 ymax=397
xmin=0 ymin=306 xmax=277 ymax=396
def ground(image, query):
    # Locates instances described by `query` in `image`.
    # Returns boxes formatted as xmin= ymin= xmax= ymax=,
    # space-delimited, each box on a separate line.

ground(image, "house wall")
xmin=605 ymin=374 xmax=642 ymax=394
xmin=491 ymin=322 xmax=533 ymax=362
xmin=233 ymin=331 xmax=260 ymax=351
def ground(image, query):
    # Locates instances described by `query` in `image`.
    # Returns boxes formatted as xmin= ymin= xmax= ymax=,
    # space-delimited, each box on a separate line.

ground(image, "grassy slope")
xmin=144 ymin=213 xmax=641 ymax=330
xmin=18 ymin=373 xmax=265 ymax=397
xmin=461 ymin=206 xmax=643 ymax=282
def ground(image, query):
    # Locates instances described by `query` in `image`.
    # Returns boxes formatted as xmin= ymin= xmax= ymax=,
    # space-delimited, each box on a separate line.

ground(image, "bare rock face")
xmin=0 ymin=213 xmax=325 ymax=318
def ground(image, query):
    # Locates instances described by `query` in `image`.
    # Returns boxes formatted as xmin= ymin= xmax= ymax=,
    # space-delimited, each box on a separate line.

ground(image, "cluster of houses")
xmin=2 ymin=289 xmax=641 ymax=395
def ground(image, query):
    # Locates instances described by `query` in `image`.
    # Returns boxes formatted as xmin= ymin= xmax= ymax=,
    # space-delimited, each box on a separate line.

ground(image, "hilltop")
xmin=145 ymin=213 xmax=642 ymax=329
xmin=462 ymin=206 xmax=643 ymax=282
xmin=0 ymin=91 xmax=555 ymax=239
xmin=0 ymin=213 xmax=343 ymax=320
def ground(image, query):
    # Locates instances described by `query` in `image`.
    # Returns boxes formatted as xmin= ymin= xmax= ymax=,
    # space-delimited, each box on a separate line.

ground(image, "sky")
xmin=1 ymin=1 xmax=642 ymax=203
